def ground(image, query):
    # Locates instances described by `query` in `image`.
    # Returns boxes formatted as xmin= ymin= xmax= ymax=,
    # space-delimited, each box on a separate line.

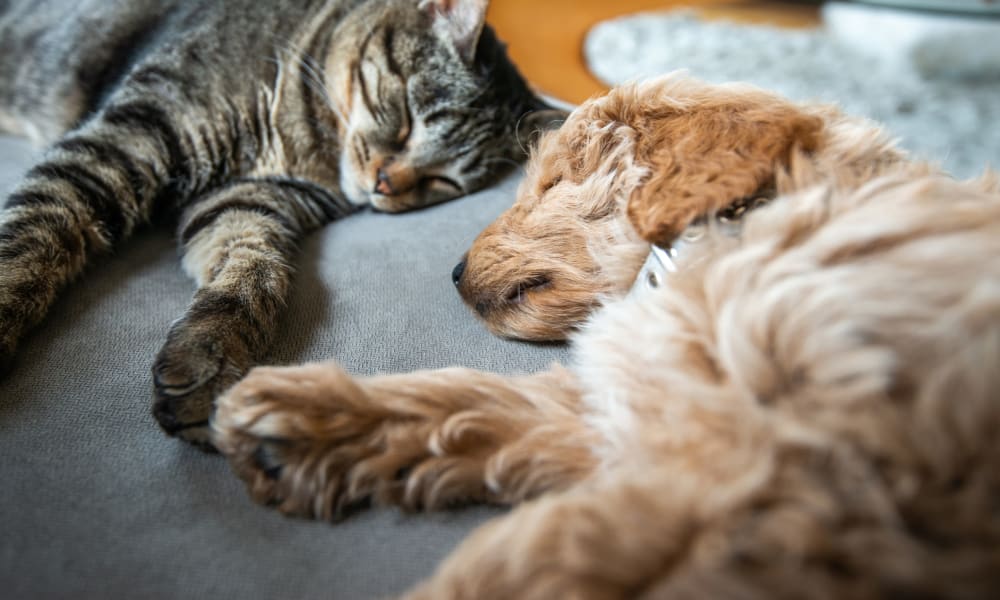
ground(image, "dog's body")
xmin=213 ymin=76 xmax=1000 ymax=598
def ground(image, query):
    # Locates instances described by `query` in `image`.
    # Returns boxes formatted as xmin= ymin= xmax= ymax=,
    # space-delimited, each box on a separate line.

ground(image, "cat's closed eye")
xmin=421 ymin=175 xmax=462 ymax=194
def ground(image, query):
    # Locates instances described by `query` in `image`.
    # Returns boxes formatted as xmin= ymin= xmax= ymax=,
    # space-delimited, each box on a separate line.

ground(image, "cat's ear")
xmin=515 ymin=107 xmax=569 ymax=157
xmin=421 ymin=0 xmax=489 ymax=63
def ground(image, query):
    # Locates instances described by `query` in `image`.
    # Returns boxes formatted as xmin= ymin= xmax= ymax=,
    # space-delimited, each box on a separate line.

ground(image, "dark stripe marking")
xmin=102 ymin=100 xmax=186 ymax=178
xmin=129 ymin=65 xmax=182 ymax=88
xmin=298 ymin=57 xmax=320 ymax=144
xmin=359 ymin=135 xmax=370 ymax=162
xmin=461 ymin=152 xmax=484 ymax=175
xmin=352 ymin=139 xmax=365 ymax=170
xmin=383 ymin=26 xmax=402 ymax=77
xmin=54 ymin=137 xmax=150 ymax=206
xmin=5 ymin=190 xmax=64 ymax=210
xmin=424 ymin=108 xmax=454 ymax=127
xmin=441 ymin=114 xmax=473 ymax=143
xmin=355 ymin=27 xmax=383 ymax=123
xmin=26 ymin=162 xmax=128 ymax=243
xmin=257 ymin=176 xmax=357 ymax=222
xmin=180 ymin=199 xmax=294 ymax=246
xmin=0 ymin=212 xmax=85 ymax=258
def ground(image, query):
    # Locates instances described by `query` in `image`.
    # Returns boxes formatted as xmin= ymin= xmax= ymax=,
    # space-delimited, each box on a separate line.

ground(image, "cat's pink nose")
xmin=375 ymin=168 xmax=394 ymax=195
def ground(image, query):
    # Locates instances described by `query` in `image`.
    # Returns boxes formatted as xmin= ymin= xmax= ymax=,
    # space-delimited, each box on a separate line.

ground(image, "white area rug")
xmin=585 ymin=12 xmax=1000 ymax=178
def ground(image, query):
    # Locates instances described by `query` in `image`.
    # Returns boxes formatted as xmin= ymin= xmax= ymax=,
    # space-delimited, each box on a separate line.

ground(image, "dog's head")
xmin=452 ymin=75 xmax=831 ymax=341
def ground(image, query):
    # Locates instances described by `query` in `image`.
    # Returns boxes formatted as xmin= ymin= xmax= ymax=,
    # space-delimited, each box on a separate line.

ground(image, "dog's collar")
xmin=631 ymin=195 xmax=771 ymax=295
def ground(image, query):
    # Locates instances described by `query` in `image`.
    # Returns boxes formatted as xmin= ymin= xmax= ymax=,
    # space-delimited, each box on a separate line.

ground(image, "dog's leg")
xmin=212 ymin=361 xmax=599 ymax=520
xmin=403 ymin=469 xmax=702 ymax=600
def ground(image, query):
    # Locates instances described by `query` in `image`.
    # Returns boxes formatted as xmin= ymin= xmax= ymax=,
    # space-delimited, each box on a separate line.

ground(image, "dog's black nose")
xmin=452 ymin=260 xmax=466 ymax=287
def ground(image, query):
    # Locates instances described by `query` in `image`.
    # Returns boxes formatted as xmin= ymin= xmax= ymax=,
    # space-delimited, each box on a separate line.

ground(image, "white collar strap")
xmin=630 ymin=194 xmax=771 ymax=295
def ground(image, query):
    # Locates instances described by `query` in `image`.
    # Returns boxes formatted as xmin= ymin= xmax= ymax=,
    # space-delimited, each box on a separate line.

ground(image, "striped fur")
xmin=0 ymin=0 xmax=563 ymax=446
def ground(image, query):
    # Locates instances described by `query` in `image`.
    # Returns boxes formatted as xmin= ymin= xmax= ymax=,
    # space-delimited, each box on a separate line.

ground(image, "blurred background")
xmin=488 ymin=0 xmax=1000 ymax=177
xmin=488 ymin=0 xmax=1000 ymax=103
xmin=489 ymin=0 xmax=823 ymax=103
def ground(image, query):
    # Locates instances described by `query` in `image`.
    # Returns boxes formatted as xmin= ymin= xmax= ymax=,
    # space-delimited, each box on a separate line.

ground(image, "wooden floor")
xmin=487 ymin=1 xmax=821 ymax=104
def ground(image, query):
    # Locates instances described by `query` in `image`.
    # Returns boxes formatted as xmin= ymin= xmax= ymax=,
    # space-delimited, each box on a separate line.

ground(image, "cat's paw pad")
xmin=153 ymin=344 xmax=221 ymax=398
xmin=152 ymin=330 xmax=244 ymax=448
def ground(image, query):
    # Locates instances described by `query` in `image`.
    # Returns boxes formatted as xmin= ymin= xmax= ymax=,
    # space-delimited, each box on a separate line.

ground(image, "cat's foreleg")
xmin=0 ymin=122 xmax=169 ymax=372
xmin=151 ymin=178 xmax=341 ymax=447
xmin=212 ymin=361 xmax=599 ymax=519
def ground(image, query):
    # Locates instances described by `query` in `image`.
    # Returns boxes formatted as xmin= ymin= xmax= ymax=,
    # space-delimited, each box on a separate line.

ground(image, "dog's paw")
xmin=212 ymin=362 xmax=439 ymax=520
xmin=152 ymin=320 xmax=249 ymax=449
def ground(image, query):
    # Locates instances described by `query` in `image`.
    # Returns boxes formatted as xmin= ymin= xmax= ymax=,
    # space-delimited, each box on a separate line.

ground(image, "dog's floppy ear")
xmin=626 ymin=99 xmax=823 ymax=246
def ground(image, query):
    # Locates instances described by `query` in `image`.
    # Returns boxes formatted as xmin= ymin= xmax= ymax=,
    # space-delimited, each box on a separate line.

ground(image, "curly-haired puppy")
xmin=212 ymin=75 xmax=1000 ymax=599
xmin=453 ymin=74 xmax=911 ymax=340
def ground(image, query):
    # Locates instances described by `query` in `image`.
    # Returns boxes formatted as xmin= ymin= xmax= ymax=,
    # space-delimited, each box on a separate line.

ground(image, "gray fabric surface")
xmin=0 ymin=134 xmax=569 ymax=599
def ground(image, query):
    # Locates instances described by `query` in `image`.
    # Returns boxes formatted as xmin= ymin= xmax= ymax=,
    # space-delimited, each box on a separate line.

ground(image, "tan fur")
xmin=456 ymin=74 xmax=909 ymax=341
xmin=213 ymin=75 xmax=1000 ymax=598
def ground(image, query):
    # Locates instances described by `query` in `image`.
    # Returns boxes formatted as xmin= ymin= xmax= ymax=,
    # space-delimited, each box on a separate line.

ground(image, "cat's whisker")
xmin=296 ymin=61 xmax=348 ymax=129
xmin=268 ymin=54 xmax=329 ymax=115
xmin=272 ymin=37 xmax=348 ymax=129
xmin=513 ymin=111 xmax=532 ymax=158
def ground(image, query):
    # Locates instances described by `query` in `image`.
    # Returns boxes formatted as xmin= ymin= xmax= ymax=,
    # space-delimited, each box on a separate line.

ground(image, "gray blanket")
xmin=0 ymin=134 xmax=568 ymax=599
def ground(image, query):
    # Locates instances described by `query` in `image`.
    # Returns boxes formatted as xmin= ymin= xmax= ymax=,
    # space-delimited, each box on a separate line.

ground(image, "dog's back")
xmin=573 ymin=168 xmax=1000 ymax=597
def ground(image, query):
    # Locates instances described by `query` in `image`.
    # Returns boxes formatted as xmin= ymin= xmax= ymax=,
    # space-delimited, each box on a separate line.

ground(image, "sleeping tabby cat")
xmin=0 ymin=0 xmax=563 ymax=445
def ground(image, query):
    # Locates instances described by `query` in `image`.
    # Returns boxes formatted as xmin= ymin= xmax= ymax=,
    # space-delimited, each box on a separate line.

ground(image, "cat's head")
xmin=327 ymin=0 xmax=565 ymax=212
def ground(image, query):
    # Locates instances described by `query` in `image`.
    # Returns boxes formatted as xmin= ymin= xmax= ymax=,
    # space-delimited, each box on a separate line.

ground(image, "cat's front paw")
xmin=152 ymin=321 xmax=249 ymax=449
xmin=213 ymin=362 xmax=433 ymax=520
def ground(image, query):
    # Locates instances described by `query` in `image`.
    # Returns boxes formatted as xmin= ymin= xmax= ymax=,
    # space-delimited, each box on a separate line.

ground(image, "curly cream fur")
xmin=213 ymin=74 xmax=1000 ymax=599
